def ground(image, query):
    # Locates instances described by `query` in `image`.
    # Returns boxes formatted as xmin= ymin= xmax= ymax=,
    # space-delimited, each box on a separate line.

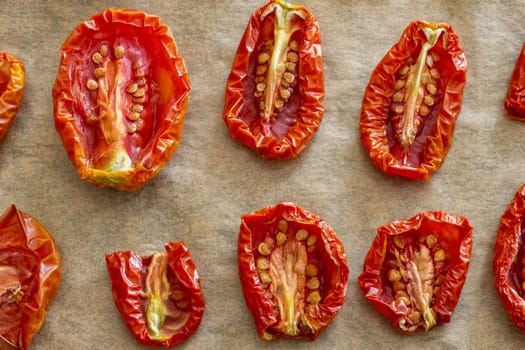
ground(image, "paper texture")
xmin=1 ymin=1 xmax=524 ymax=349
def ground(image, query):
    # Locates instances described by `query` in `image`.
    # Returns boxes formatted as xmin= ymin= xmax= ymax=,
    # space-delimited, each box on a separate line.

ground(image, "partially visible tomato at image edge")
xmin=53 ymin=8 xmax=190 ymax=191
xmin=223 ymin=0 xmax=325 ymax=160
xmin=238 ymin=202 xmax=348 ymax=340
xmin=0 ymin=52 xmax=25 ymax=142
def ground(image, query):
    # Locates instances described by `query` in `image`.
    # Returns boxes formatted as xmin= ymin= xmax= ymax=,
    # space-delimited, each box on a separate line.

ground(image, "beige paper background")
xmin=1 ymin=0 xmax=524 ymax=349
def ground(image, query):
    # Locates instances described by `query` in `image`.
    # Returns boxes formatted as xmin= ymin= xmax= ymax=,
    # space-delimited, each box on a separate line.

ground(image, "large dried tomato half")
xmin=493 ymin=183 xmax=525 ymax=331
xmin=105 ymin=242 xmax=205 ymax=348
xmin=358 ymin=211 xmax=472 ymax=333
xmin=0 ymin=205 xmax=61 ymax=350
xmin=360 ymin=20 xmax=467 ymax=180
xmin=53 ymin=8 xmax=190 ymax=191
xmin=223 ymin=0 xmax=325 ymax=160
xmin=238 ymin=202 xmax=348 ymax=340
xmin=0 ymin=53 xmax=25 ymax=142
xmin=504 ymin=43 xmax=525 ymax=119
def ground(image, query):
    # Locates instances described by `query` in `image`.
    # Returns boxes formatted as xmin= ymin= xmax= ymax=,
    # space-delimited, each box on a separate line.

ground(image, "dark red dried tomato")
xmin=223 ymin=0 xmax=324 ymax=159
xmin=360 ymin=20 xmax=467 ymax=180
xmin=358 ymin=211 xmax=472 ymax=333
xmin=504 ymin=43 xmax=525 ymax=119
xmin=238 ymin=202 xmax=348 ymax=340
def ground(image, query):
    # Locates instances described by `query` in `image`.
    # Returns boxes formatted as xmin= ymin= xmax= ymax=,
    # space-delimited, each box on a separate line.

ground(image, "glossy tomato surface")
xmin=0 ymin=205 xmax=61 ymax=350
xmin=105 ymin=242 xmax=205 ymax=348
xmin=53 ymin=8 xmax=190 ymax=191
xmin=494 ymin=183 xmax=525 ymax=331
xmin=0 ymin=53 xmax=25 ymax=142
xmin=358 ymin=211 xmax=472 ymax=333
xmin=223 ymin=0 xmax=324 ymax=159
xmin=238 ymin=202 xmax=348 ymax=340
xmin=360 ymin=20 xmax=467 ymax=180
xmin=505 ymin=43 xmax=525 ymax=119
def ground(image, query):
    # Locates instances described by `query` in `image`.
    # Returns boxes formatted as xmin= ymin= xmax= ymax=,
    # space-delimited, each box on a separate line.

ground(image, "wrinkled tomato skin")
xmin=53 ymin=8 xmax=190 ymax=191
xmin=504 ymin=44 xmax=525 ymax=119
xmin=223 ymin=0 xmax=324 ymax=160
xmin=105 ymin=242 xmax=205 ymax=348
xmin=238 ymin=202 xmax=348 ymax=340
xmin=0 ymin=53 xmax=25 ymax=142
xmin=493 ymin=183 xmax=525 ymax=331
xmin=360 ymin=20 xmax=467 ymax=180
xmin=0 ymin=205 xmax=61 ymax=350
xmin=358 ymin=211 xmax=472 ymax=333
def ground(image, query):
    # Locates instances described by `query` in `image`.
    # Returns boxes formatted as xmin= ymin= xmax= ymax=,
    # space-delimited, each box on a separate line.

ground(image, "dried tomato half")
xmin=504 ymin=43 xmax=525 ymax=119
xmin=360 ymin=20 xmax=467 ymax=180
xmin=53 ymin=8 xmax=190 ymax=191
xmin=0 ymin=205 xmax=61 ymax=350
xmin=223 ymin=0 xmax=324 ymax=160
xmin=105 ymin=242 xmax=205 ymax=348
xmin=0 ymin=53 xmax=25 ymax=142
xmin=238 ymin=202 xmax=348 ymax=340
xmin=358 ymin=211 xmax=472 ymax=333
xmin=493 ymin=183 xmax=525 ymax=331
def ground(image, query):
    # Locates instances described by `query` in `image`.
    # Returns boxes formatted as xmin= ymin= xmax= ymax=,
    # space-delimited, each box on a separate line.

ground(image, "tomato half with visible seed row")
xmin=493 ymin=183 xmax=525 ymax=331
xmin=0 ymin=205 xmax=61 ymax=350
xmin=223 ymin=0 xmax=324 ymax=160
xmin=360 ymin=20 xmax=467 ymax=180
xmin=504 ymin=43 xmax=525 ymax=119
xmin=53 ymin=8 xmax=190 ymax=191
xmin=358 ymin=211 xmax=472 ymax=333
xmin=238 ymin=202 xmax=348 ymax=340
xmin=0 ymin=53 xmax=25 ymax=142
xmin=105 ymin=242 xmax=205 ymax=348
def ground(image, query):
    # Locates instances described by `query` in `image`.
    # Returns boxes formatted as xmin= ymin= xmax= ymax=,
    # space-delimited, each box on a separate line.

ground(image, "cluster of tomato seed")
xmin=385 ymin=233 xmax=446 ymax=332
xmin=254 ymin=39 xmax=299 ymax=122
xmin=86 ymin=44 xmax=148 ymax=134
xmin=255 ymin=219 xmax=322 ymax=306
xmin=390 ymin=52 xmax=441 ymax=148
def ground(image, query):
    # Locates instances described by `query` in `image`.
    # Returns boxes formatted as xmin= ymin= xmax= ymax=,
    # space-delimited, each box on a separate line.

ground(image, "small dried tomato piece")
xmin=53 ymin=8 xmax=190 ymax=191
xmin=0 ymin=205 xmax=61 ymax=350
xmin=223 ymin=0 xmax=324 ymax=159
xmin=360 ymin=20 xmax=467 ymax=180
xmin=493 ymin=183 xmax=525 ymax=331
xmin=358 ymin=211 xmax=472 ymax=333
xmin=105 ymin=242 xmax=205 ymax=348
xmin=504 ymin=43 xmax=525 ymax=119
xmin=238 ymin=202 xmax=348 ymax=340
xmin=0 ymin=53 xmax=25 ymax=142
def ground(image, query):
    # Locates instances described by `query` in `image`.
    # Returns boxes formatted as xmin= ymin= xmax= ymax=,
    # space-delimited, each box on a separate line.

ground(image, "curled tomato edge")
xmin=223 ymin=0 xmax=325 ymax=160
xmin=52 ymin=8 xmax=191 ymax=191
xmin=493 ymin=183 xmax=525 ymax=331
xmin=358 ymin=210 xmax=473 ymax=333
xmin=105 ymin=241 xmax=204 ymax=348
xmin=359 ymin=20 xmax=467 ymax=181
xmin=0 ymin=204 xmax=61 ymax=349
xmin=0 ymin=52 xmax=25 ymax=142
xmin=238 ymin=202 xmax=349 ymax=340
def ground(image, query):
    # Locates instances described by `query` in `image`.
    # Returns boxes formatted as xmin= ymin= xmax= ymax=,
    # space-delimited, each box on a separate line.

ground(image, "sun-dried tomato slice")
xmin=360 ymin=20 xmax=467 ymax=180
xmin=238 ymin=202 xmax=348 ymax=340
xmin=0 ymin=53 xmax=25 ymax=142
xmin=358 ymin=211 xmax=472 ymax=333
xmin=223 ymin=0 xmax=324 ymax=159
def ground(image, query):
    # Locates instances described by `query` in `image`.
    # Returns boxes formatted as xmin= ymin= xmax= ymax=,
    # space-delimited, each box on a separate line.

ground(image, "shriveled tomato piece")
xmin=53 ymin=8 xmax=190 ymax=191
xmin=238 ymin=202 xmax=348 ymax=340
xmin=504 ymin=43 xmax=525 ymax=119
xmin=358 ymin=211 xmax=472 ymax=333
xmin=0 ymin=53 xmax=25 ymax=142
xmin=360 ymin=20 xmax=467 ymax=180
xmin=493 ymin=183 xmax=525 ymax=331
xmin=0 ymin=205 xmax=61 ymax=350
xmin=105 ymin=242 xmax=205 ymax=348
xmin=223 ymin=0 xmax=324 ymax=159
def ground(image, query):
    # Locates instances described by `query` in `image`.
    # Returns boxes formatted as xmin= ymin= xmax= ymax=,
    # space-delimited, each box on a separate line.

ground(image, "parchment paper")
xmin=0 ymin=1 xmax=524 ymax=349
